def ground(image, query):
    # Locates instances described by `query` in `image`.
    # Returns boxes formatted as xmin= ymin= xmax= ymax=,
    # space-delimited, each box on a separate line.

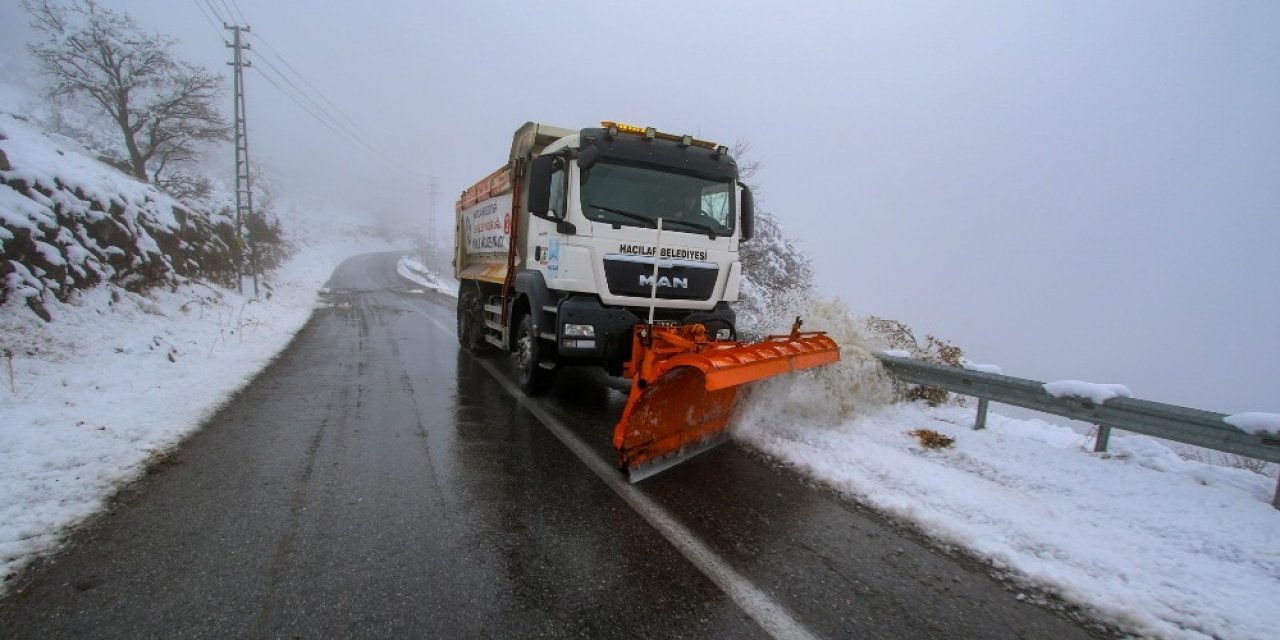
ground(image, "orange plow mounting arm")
xmin=613 ymin=321 xmax=840 ymax=481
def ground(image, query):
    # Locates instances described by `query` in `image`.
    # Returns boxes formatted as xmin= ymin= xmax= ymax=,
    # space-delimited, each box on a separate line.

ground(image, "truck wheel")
xmin=514 ymin=314 xmax=554 ymax=396
xmin=456 ymin=294 xmax=472 ymax=348
xmin=458 ymin=292 xmax=488 ymax=354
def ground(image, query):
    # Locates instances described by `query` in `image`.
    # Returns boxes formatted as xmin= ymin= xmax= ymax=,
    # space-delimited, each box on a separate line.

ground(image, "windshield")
xmin=580 ymin=160 xmax=735 ymax=236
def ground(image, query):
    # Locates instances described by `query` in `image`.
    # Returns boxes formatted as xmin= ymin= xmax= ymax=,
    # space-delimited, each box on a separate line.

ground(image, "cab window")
xmin=548 ymin=167 xmax=566 ymax=219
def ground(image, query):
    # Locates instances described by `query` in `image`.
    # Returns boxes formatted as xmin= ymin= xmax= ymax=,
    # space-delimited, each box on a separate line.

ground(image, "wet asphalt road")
xmin=0 ymin=252 xmax=1116 ymax=639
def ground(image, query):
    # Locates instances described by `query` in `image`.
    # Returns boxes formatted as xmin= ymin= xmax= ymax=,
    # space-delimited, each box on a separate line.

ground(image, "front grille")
xmin=602 ymin=254 xmax=718 ymax=301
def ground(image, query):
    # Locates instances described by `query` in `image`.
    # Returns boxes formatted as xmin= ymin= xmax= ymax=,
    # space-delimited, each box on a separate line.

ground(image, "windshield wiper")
xmin=587 ymin=204 xmax=718 ymax=240
xmin=588 ymin=204 xmax=655 ymax=228
xmin=661 ymin=218 xmax=719 ymax=240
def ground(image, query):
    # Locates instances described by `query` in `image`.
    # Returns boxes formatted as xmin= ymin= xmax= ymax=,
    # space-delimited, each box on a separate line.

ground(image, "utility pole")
xmin=226 ymin=23 xmax=258 ymax=297
xmin=427 ymin=176 xmax=439 ymax=274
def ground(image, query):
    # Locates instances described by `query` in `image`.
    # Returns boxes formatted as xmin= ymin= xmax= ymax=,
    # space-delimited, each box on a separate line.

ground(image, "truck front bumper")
xmin=555 ymin=296 xmax=737 ymax=367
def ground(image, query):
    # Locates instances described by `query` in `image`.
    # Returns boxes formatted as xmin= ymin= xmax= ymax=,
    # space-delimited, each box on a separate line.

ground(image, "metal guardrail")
xmin=874 ymin=354 xmax=1280 ymax=508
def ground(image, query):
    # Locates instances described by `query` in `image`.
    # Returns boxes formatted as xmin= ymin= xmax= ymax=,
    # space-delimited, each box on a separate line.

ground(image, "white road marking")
xmin=406 ymin=300 xmax=820 ymax=640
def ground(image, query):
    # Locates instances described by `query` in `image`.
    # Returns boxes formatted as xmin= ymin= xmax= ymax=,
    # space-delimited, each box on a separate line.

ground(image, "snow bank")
xmin=734 ymin=298 xmax=1279 ymax=640
xmin=396 ymin=254 xmax=458 ymax=298
xmin=737 ymin=399 xmax=1279 ymax=640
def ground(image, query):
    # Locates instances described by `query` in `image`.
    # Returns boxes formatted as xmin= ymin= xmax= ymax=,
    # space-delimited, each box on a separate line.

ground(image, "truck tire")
xmin=456 ymin=293 xmax=472 ymax=348
xmin=457 ymin=292 xmax=488 ymax=354
xmin=514 ymin=314 xmax=554 ymax=396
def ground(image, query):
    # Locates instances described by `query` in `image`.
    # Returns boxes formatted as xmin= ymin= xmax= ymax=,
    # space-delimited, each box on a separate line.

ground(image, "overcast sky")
xmin=3 ymin=1 xmax=1277 ymax=416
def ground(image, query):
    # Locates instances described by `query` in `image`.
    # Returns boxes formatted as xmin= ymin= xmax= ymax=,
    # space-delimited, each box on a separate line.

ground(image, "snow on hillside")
xmin=0 ymin=108 xmax=242 ymax=313
xmin=0 ymin=84 xmax=408 ymax=591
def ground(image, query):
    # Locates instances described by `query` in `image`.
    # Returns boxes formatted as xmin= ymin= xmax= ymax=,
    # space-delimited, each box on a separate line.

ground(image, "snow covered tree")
xmin=733 ymin=141 xmax=815 ymax=331
xmin=23 ymin=0 xmax=228 ymax=189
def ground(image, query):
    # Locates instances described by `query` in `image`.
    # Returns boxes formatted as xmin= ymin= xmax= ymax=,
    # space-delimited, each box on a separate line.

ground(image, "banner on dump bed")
xmin=461 ymin=193 xmax=513 ymax=259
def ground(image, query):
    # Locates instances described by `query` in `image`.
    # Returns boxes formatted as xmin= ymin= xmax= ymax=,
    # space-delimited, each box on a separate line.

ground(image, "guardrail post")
xmin=1273 ymin=473 xmax=1279 ymax=510
xmin=975 ymin=398 xmax=988 ymax=430
xmin=1093 ymin=425 xmax=1112 ymax=453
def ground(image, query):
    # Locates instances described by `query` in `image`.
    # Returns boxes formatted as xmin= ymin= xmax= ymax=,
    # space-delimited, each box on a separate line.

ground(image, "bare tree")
xmin=23 ymin=0 xmax=228 ymax=186
xmin=733 ymin=140 xmax=814 ymax=296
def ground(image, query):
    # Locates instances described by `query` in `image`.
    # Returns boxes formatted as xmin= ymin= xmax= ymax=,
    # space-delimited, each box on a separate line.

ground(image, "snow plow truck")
xmin=454 ymin=121 xmax=839 ymax=480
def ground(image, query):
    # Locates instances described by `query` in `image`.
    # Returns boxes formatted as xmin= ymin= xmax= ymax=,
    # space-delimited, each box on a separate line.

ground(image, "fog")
xmin=2 ymin=1 xmax=1277 ymax=415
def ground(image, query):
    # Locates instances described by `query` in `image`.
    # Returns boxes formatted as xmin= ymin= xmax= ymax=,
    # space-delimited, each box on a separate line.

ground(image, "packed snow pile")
xmin=0 ymin=111 xmax=239 ymax=318
xmin=396 ymin=254 xmax=459 ymax=298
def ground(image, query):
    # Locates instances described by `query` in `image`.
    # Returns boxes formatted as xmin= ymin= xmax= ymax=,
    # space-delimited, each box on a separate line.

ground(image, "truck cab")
xmin=455 ymin=121 xmax=755 ymax=394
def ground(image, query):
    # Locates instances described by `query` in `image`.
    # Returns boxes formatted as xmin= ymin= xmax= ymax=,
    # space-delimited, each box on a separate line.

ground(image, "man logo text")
xmin=639 ymin=275 xmax=689 ymax=289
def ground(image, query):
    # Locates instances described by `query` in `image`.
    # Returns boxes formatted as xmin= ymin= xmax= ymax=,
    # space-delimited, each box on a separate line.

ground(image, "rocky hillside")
xmin=0 ymin=110 xmax=240 ymax=320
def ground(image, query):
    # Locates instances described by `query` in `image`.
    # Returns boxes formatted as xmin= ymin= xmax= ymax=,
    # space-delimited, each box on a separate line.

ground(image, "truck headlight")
xmin=564 ymin=323 xmax=596 ymax=337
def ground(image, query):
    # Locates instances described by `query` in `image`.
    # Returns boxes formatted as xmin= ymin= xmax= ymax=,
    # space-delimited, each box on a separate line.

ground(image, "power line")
xmin=231 ymin=29 xmax=409 ymax=175
xmin=199 ymin=0 xmax=228 ymax=24
xmin=244 ymin=50 xmax=356 ymax=143
xmin=217 ymin=0 xmax=239 ymax=26
xmin=189 ymin=0 xmax=223 ymax=38
xmin=197 ymin=2 xmax=417 ymax=180
xmin=246 ymin=54 xmax=410 ymax=177
xmin=227 ymin=0 xmax=250 ymax=30
xmin=247 ymin=31 xmax=366 ymax=136
xmin=248 ymin=63 xmax=337 ymax=136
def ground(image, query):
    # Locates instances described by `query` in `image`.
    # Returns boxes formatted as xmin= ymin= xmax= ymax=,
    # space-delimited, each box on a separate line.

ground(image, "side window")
xmin=702 ymin=190 xmax=730 ymax=225
xmin=548 ymin=167 xmax=566 ymax=219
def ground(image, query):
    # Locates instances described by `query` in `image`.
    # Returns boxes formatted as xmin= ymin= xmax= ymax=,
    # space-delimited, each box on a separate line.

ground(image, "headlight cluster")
xmin=562 ymin=323 xmax=597 ymax=350
xmin=563 ymin=324 xmax=596 ymax=337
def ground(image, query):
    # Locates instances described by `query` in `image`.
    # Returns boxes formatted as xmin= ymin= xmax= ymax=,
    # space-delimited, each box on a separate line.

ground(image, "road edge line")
xmin=408 ymin=302 xmax=819 ymax=640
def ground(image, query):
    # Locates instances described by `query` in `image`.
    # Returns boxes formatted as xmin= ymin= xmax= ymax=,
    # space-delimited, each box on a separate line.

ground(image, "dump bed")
xmin=454 ymin=165 xmax=514 ymax=284
xmin=453 ymin=122 xmax=575 ymax=285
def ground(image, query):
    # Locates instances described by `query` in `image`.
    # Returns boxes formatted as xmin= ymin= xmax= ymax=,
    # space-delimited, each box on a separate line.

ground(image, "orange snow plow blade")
xmin=614 ymin=320 xmax=840 ymax=481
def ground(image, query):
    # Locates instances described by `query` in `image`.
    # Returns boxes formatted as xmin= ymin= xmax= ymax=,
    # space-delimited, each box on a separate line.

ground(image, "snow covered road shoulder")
xmin=0 ymin=240 xmax=402 ymax=589
xmin=736 ymin=367 xmax=1280 ymax=640
xmin=396 ymin=255 xmax=458 ymax=298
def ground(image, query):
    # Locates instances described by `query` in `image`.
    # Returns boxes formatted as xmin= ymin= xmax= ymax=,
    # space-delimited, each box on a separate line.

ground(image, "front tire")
xmin=514 ymin=314 xmax=554 ymax=396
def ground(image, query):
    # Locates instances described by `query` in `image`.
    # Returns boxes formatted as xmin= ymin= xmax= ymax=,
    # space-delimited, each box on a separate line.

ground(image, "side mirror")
xmin=740 ymin=185 xmax=755 ymax=241
xmin=527 ymin=155 xmax=556 ymax=215
xmin=578 ymin=145 xmax=600 ymax=170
